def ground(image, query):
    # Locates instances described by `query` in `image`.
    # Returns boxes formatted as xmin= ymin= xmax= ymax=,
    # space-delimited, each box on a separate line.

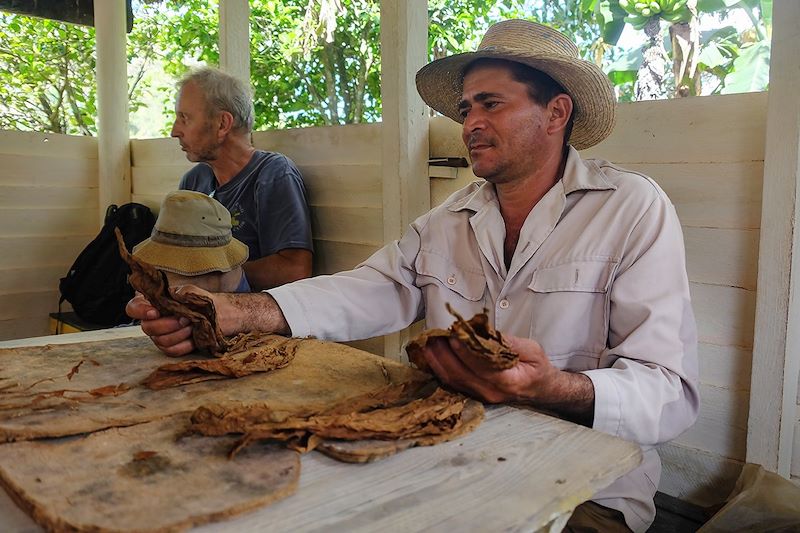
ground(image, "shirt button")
xmin=447 ymin=276 xmax=456 ymax=285
xmin=499 ymin=299 xmax=509 ymax=309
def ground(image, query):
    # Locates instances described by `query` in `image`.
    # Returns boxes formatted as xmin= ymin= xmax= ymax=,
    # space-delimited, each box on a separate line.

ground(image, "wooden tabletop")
xmin=0 ymin=329 xmax=642 ymax=533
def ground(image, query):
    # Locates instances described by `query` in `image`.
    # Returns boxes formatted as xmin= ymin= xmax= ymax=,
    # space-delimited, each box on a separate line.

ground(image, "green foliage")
xmin=127 ymin=0 xmax=219 ymax=136
xmin=248 ymin=0 xmax=381 ymax=129
xmin=598 ymin=0 xmax=771 ymax=98
xmin=591 ymin=0 xmax=628 ymax=45
xmin=0 ymin=14 xmax=97 ymax=134
xmin=607 ymin=47 xmax=642 ymax=84
xmin=720 ymin=39 xmax=769 ymax=93
xmin=0 ymin=0 xmax=772 ymax=135
xmin=695 ymin=0 xmax=771 ymax=94
xmin=0 ymin=0 xmax=218 ymax=136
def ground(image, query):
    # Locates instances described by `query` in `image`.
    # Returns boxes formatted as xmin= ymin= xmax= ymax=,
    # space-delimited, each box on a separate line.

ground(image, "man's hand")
xmin=126 ymin=287 xmax=292 ymax=357
xmin=419 ymin=334 xmax=595 ymax=426
xmin=125 ymin=290 xmax=195 ymax=357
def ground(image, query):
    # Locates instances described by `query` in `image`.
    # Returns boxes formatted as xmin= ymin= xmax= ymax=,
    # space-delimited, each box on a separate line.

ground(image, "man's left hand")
xmin=418 ymin=334 xmax=595 ymax=425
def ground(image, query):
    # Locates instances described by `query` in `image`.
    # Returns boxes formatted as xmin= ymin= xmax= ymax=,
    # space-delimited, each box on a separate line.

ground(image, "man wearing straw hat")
xmin=172 ymin=67 xmax=313 ymax=291
xmin=133 ymin=191 xmax=251 ymax=293
xmin=131 ymin=20 xmax=698 ymax=532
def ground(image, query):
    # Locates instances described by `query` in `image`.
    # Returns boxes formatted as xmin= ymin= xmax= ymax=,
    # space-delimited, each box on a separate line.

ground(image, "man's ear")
xmin=547 ymin=94 xmax=573 ymax=136
xmin=217 ymin=111 xmax=235 ymax=138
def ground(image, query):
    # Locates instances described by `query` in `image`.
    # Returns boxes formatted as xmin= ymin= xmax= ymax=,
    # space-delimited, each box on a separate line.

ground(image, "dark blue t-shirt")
xmin=179 ymin=151 xmax=313 ymax=261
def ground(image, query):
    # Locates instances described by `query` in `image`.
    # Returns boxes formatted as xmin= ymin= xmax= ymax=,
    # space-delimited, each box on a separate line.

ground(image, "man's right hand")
xmin=126 ymin=287 xmax=292 ymax=357
xmin=125 ymin=291 xmax=195 ymax=357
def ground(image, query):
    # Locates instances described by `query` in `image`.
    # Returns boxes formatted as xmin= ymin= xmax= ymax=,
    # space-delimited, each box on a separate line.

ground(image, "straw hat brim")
xmin=132 ymin=238 xmax=248 ymax=276
xmin=415 ymin=50 xmax=616 ymax=150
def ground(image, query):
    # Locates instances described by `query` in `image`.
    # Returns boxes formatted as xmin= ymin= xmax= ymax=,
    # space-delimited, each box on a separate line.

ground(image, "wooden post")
xmin=94 ymin=0 xmax=131 ymax=223
xmin=380 ymin=0 xmax=430 ymax=361
xmin=219 ymin=0 xmax=250 ymax=85
xmin=747 ymin=0 xmax=800 ymax=476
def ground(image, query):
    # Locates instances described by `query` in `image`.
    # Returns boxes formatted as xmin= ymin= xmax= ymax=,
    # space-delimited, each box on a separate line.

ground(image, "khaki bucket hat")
xmin=133 ymin=190 xmax=248 ymax=276
xmin=415 ymin=19 xmax=616 ymax=150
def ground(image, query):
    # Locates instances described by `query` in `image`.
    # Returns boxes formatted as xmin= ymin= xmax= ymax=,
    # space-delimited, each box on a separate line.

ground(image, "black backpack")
xmin=59 ymin=203 xmax=156 ymax=326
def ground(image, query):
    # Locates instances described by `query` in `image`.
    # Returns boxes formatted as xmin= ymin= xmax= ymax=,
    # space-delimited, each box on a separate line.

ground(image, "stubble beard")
xmin=189 ymin=140 xmax=222 ymax=163
xmin=472 ymin=158 xmax=515 ymax=185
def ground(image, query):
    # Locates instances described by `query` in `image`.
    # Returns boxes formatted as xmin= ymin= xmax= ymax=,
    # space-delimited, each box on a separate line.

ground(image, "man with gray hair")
xmin=171 ymin=67 xmax=313 ymax=291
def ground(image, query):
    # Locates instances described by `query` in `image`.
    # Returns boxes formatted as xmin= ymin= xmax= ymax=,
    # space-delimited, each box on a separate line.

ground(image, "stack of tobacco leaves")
xmin=405 ymin=303 xmax=519 ymax=372
xmin=115 ymin=228 xmax=297 ymax=389
xmin=142 ymin=335 xmax=302 ymax=390
xmin=189 ymin=383 xmax=483 ymax=460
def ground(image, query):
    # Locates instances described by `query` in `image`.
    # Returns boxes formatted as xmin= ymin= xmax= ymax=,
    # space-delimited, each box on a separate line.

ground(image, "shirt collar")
xmin=561 ymin=145 xmax=617 ymax=195
xmin=447 ymin=145 xmax=616 ymax=215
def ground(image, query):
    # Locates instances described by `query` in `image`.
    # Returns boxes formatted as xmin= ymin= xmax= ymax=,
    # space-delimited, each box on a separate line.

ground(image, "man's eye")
xmin=459 ymin=108 xmax=469 ymax=118
xmin=485 ymin=101 xmax=499 ymax=109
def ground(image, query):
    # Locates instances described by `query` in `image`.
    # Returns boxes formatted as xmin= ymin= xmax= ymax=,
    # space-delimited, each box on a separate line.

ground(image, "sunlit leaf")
xmin=761 ymin=0 xmax=772 ymax=30
xmin=697 ymin=0 xmax=744 ymax=12
xmin=608 ymin=46 xmax=643 ymax=73
xmin=698 ymin=41 xmax=730 ymax=68
xmin=721 ymin=40 xmax=770 ymax=93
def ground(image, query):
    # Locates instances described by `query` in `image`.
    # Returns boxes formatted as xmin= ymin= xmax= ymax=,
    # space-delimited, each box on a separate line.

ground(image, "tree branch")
xmin=321 ymin=42 xmax=339 ymax=124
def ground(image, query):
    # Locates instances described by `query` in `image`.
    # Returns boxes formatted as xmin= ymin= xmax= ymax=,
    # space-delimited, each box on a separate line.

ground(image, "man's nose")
xmin=463 ymin=110 xmax=485 ymax=135
xmin=170 ymin=121 xmax=179 ymax=138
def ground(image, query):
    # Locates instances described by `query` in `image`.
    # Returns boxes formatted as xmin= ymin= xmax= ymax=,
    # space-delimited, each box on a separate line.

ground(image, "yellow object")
xmin=48 ymin=312 xmax=104 ymax=335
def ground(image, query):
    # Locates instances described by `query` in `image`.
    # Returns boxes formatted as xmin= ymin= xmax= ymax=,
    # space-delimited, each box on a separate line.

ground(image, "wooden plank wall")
xmin=0 ymin=131 xmax=99 ymax=340
xmin=429 ymin=91 xmax=767 ymax=506
xmin=252 ymin=124 xmax=383 ymax=276
xmin=130 ymin=123 xmax=385 ymax=354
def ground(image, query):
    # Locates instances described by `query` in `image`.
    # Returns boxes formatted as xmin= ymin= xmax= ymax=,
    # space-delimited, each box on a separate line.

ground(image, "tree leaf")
xmin=721 ymin=40 xmax=770 ymax=93
xmin=760 ymin=0 xmax=772 ymax=30
xmin=607 ymin=46 xmax=642 ymax=85
xmin=596 ymin=0 xmax=628 ymax=44
xmin=698 ymin=41 xmax=730 ymax=69
xmin=697 ymin=0 xmax=744 ymax=13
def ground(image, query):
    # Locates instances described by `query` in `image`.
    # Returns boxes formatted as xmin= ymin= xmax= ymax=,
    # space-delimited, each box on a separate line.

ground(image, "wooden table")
xmin=0 ymin=329 xmax=642 ymax=533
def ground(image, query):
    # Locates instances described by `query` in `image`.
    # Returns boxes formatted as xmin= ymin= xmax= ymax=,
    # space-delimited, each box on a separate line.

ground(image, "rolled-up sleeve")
xmin=584 ymin=194 xmax=700 ymax=445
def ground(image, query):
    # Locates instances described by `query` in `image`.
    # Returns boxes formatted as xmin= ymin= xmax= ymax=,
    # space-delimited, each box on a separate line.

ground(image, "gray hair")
xmin=178 ymin=67 xmax=255 ymax=133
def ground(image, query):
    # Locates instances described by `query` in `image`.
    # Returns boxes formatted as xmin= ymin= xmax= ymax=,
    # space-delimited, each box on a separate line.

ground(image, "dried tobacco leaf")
xmin=88 ymin=383 xmax=130 ymax=397
xmin=142 ymin=336 xmax=301 ymax=390
xmin=115 ymin=228 xmax=227 ymax=355
xmin=189 ymin=385 xmax=480 ymax=458
xmin=115 ymin=228 xmax=299 ymax=388
xmin=406 ymin=303 xmax=518 ymax=371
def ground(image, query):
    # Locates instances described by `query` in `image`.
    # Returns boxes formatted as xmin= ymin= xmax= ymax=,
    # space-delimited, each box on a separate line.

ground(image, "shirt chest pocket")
xmin=415 ymin=251 xmax=486 ymax=327
xmin=528 ymin=259 xmax=617 ymax=362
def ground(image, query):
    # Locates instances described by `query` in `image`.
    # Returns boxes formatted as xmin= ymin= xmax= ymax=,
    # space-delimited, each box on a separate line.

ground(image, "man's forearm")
xmin=243 ymin=249 xmax=312 ymax=291
xmin=217 ymin=292 xmax=291 ymax=336
xmin=529 ymin=371 xmax=595 ymax=427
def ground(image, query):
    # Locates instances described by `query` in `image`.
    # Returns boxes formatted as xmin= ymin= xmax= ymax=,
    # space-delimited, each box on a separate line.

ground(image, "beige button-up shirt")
xmin=270 ymin=147 xmax=699 ymax=532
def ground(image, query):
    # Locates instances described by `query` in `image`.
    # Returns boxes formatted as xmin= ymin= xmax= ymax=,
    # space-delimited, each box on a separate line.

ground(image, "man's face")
xmin=459 ymin=63 xmax=551 ymax=184
xmin=170 ymin=81 xmax=221 ymax=163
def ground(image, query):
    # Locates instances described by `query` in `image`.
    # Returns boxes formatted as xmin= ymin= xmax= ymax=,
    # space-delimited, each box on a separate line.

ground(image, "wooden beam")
xmin=747 ymin=0 xmax=800 ymax=476
xmin=94 ymin=0 xmax=131 ymax=222
xmin=380 ymin=0 xmax=430 ymax=360
xmin=219 ymin=0 xmax=250 ymax=85
xmin=0 ymin=0 xmax=132 ymax=30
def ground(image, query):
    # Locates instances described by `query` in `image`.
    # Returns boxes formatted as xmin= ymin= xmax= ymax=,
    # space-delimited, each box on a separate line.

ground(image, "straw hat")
xmin=133 ymin=190 xmax=248 ymax=276
xmin=415 ymin=19 xmax=616 ymax=150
